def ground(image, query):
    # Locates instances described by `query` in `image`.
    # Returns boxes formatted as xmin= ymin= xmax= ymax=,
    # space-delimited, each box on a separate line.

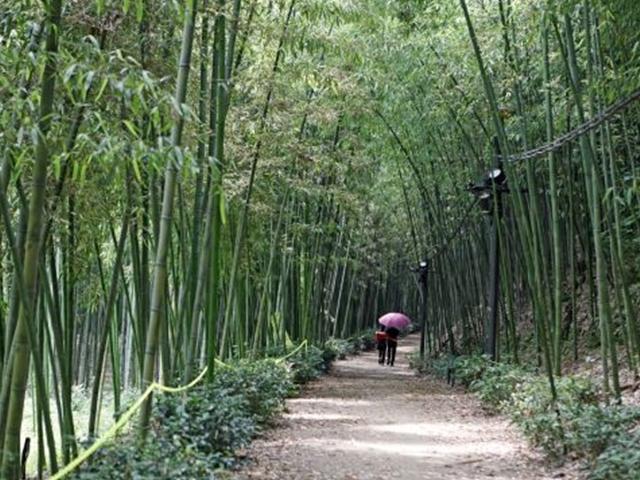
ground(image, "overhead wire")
xmin=501 ymin=87 xmax=640 ymax=163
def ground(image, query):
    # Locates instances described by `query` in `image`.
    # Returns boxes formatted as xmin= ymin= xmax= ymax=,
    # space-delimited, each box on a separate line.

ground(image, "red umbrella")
xmin=378 ymin=312 xmax=411 ymax=330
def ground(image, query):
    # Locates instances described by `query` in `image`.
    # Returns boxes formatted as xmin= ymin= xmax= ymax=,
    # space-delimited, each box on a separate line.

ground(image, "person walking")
xmin=385 ymin=327 xmax=400 ymax=366
xmin=377 ymin=312 xmax=411 ymax=367
xmin=375 ymin=326 xmax=388 ymax=365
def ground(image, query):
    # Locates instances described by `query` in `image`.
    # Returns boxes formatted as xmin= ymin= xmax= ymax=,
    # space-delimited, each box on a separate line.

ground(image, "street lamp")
xmin=412 ymin=260 xmax=429 ymax=358
xmin=487 ymin=167 xmax=507 ymax=185
xmin=468 ymin=166 xmax=509 ymax=216
xmin=418 ymin=260 xmax=428 ymax=278
xmin=468 ymin=149 xmax=508 ymax=361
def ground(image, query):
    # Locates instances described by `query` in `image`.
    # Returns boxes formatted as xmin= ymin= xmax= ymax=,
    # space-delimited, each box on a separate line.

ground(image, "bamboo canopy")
xmin=1 ymin=0 xmax=640 ymax=477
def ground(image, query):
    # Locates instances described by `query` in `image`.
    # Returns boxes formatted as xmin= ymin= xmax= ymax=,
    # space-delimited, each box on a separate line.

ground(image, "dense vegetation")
xmin=69 ymin=332 xmax=373 ymax=479
xmin=1 ymin=0 xmax=640 ymax=478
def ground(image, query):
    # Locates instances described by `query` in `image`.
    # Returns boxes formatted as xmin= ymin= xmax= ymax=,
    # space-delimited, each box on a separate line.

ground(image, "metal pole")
xmin=486 ymin=216 xmax=500 ymax=360
xmin=418 ymin=261 xmax=429 ymax=358
xmin=485 ymin=138 xmax=502 ymax=361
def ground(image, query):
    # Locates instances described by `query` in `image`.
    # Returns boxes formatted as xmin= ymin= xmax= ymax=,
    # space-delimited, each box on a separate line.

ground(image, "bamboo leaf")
xmin=123 ymin=120 xmax=139 ymax=137
xmin=95 ymin=77 xmax=109 ymax=102
xmin=220 ymin=192 xmax=227 ymax=225
xmin=131 ymin=157 xmax=142 ymax=183
xmin=136 ymin=0 xmax=144 ymax=23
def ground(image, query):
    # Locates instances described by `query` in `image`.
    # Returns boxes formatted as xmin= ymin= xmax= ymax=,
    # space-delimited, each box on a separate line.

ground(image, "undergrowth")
xmin=71 ymin=334 xmax=373 ymax=479
xmin=412 ymin=353 xmax=640 ymax=478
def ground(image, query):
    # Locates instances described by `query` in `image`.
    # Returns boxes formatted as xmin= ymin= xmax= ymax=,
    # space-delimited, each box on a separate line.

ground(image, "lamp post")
xmin=468 ymin=144 xmax=507 ymax=361
xmin=415 ymin=260 xmax=429 ymax=358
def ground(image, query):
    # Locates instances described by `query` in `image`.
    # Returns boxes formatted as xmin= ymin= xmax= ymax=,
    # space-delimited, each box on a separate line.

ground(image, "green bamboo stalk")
xmin=561 ymin=11 xmax=620 ymax=398
xmin=542 ymin=19 xmax=564 ymax=376
xmin=139 ymin=0 xmax=199 ymax=435
xmin=1 ymin=0 xmax=63 ymax=475
xmin=220 ymin=0 xmax=297 ymax=354
xmin=87 ymin=214 xmax=129 ymax=439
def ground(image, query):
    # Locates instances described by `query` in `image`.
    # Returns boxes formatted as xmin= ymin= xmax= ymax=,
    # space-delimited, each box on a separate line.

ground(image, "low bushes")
xmin=408 ymin=352 xmax=450 ymax=377
xmin=72 ymin=359 xmax=293 ymax=479
xmin=324 ymin=330 xmax=377 ymax=362
xmin=413 ymin=353 xmax=640 ymax=478
xmin=348 ymin=329 xmax=377 ymax=352
xmin=468 ymin=361 xmax=532 ymax=411
xmin=71 ymin=336 xmax=370 ymax=479
xmin=508 ymin=375 xmax=640 ymax=477
xmin=508 ymin=375 xmax=598 ymax=457
xmin=590 ymin=428 xmax=640 ymax=479
xmin=289 ymin=344 xmax=330 ymax=384
xmin=211 ymin=359 xmax=296 ymax=424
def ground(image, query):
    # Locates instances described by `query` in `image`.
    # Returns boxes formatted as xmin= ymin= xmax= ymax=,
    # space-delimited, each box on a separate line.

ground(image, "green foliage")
xmin=485 ymin=370 xmax=640 ymax=465
xmin=211 ymin=359 xmax=295 ymax=424
xmin=289 ymin=345 xmax=332 ymax=384
xmin=152 ymin=385 xmax=256 ymax=469
xmin=72 ymin=386 xmax=255 ymax=479
xmin=453 ymin=354 xmax=494 ymax=387
xmin=563 ymin=404 xmax=640 ymax=460
xmin=590 ymin=429 xmax=640 ymax=480
xmin=349 ymin=328 xmax=377 ymax=352
xmin=509 ymin=375 xmax=598 ymax=457
xmin=324 ymin=338 xmax=352 ymax=360
xmin=282 ymin=330 xmax=373 ymax=385
xmin=71 ymin=357 xmax=303 ymax=479
xmin=413 ymin=353 xmax=533 ymax=413
xmin=407 ymin=353 xmax=450 ymax=377
xmin=418 ymin=355 xmax=640 ymax=469
xmin=468 ymin=362 xmax=532 ymax=413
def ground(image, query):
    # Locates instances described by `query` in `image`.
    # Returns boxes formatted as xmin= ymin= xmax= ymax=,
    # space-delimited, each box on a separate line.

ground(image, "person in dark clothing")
xmin=385 ymin=327 xmax=400 ymax=366
xmin=375 ymin=325 xmax=387 ymax=365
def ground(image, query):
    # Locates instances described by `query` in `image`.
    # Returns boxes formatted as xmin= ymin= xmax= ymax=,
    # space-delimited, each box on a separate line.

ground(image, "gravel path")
xmin=231 ymin=335 xmax=571 ymax=480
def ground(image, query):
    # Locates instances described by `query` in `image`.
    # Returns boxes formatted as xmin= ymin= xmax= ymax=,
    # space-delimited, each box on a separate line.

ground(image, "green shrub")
xmin=590 ymin=429 xmax=640 ymax=479
xmin=509 ymin=375 xmax=599 ymax=457
xmin=408 ymin=353 xmax=450 ymax=378
xmin=212 ymin=359 xmax=294 ymax=423
xmin=348 ymin=329 xmax=376 ymax=352
xmin=72 ymin=359 xmax=296 ymax=479
xmin=563 ymin=404 xmax=640 ymax=460
xmin=324 ymin=338 xmax=352 ymax=360
xmin=469 ymin=362 xmax=532 ymax=413
xmin=454 ymin=354 xmax=493 ymax=387
xmin=72 ymin=385 xmax=255 ymax=479
xmin=153 ymin=384 xmax=256 ymax=468
xmin=289 ymin=345 xmax=327 ymax=384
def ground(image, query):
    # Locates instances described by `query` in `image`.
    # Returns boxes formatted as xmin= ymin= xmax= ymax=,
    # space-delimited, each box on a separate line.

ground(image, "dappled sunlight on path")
xmin=231 ymin=335 xmax=567 ymax=480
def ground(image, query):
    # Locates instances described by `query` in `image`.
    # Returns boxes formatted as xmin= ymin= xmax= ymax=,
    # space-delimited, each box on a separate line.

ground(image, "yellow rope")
xmin=49 ymin=340 xmax=307 ymax=479
xmin=49 ymin=366 xmax=209 ymax=480
xmin=49 ymin=383 xmax=155 ymax=480
xmin=154 ymin=364 xmax=209 ymax=393
xmin=276 ymin=339 xmax=308 ymax=363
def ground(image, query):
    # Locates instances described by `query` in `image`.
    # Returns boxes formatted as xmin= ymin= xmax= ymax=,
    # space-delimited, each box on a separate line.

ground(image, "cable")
xmin=501 ymin=87 xmax=640 ymax=163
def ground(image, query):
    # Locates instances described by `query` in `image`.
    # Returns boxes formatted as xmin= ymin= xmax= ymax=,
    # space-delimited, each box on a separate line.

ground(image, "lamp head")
xmin=485 ymin=167 xmax=507 ymax=186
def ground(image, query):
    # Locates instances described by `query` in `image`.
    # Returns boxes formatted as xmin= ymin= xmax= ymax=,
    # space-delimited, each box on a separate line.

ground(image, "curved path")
xmin=231 ymin=335 xmax=571 ymax=480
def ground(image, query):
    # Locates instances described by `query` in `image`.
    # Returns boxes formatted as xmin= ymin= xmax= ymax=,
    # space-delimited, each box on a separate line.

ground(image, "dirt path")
xmin=231 ymin=335 xmax=571 ymax=480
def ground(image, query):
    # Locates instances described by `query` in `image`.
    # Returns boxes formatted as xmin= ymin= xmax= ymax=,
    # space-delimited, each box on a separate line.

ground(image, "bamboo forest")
xmin=1 ymin=0 xmax=640 ymax=478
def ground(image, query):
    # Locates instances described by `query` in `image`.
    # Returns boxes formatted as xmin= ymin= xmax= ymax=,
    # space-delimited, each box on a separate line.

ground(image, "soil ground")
xmin=231 ymin=334 xmax=574 ymax=480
